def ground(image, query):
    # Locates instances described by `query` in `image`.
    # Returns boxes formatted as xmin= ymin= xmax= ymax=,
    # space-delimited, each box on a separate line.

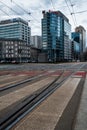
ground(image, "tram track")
xmin=0 ymin=71 xmax=50 ymax=96
xmin=0 ymin=63 xmax=86 ymax=130
xmin=0 ymin=70 xmax=64 ymax=97
xmin=0 ymin=70 xmax=73 ymax=130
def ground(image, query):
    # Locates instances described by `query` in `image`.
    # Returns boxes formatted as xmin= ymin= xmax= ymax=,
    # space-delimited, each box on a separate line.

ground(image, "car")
xmin=0 ymin=60 xmax=5 ymax=63
xmin=11 ymin=61 xmax=16 ymax=63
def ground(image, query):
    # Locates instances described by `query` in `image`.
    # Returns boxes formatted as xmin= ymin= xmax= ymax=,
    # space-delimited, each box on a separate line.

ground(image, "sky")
xmin=0 ymin=0 xmax=87 ymax=38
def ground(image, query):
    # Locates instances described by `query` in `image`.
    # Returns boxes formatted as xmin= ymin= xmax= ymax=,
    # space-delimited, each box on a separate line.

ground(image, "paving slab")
xmin=0 ymin=76 xmax=55 ymax=111
xmin=74 ymin=75 xmax=87 ymax=130
xmin=11 ymin=77 xmax=83 ymax=130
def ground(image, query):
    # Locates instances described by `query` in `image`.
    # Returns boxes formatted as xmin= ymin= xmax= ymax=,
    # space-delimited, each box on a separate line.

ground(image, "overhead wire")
xmin=11 ymin=0 xmax=40 ymax=23
xmin=72 ymin=9 xmax=87 ymax=14
xmin=0 ymin=1 xmax=22 ymax=16
xmin=2 ymin=0 xmax=86 ymax=33
xmin=72 ymin=0 xmax=87 ymax=4
xmin=0 ymin=8 xmax=12 ymax=19
xmin=0 ymin=0 xmax=31 ymax=24
xmin=68 ymin=0 xmax=77 ymax=25
xmin=11 ymin=0 xmax=41 ymax=31
xmin=64 ymin=0 xmax=76 ymax=27
xmin=10 ymin=0 xmax=41 ymax=32
xmin=50 ymin=0 xmax=55 ymax=10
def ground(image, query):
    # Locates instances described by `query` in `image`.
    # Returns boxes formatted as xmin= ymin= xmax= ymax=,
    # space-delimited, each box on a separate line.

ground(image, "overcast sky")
xmin=0 ymin=0 xmax=87 ymax=38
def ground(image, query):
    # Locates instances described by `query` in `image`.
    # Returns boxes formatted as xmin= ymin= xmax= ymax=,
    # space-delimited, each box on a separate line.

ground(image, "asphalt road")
xmin=0 ymin=62 xmax=87 ymax=71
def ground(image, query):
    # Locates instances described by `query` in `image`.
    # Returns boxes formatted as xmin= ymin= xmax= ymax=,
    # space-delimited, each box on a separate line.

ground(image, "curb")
xmin=54 ymin=78 xmax=85 ymax=130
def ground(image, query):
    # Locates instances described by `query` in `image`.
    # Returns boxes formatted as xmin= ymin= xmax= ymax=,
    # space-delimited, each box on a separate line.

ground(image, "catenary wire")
xmin=72 ymin=9 xmax=87 ymax=14
xmin=68 ymin=0 xmax=77 ymax=25
xmin=64 ymin=0 xmax=76 ymax=27
xmin=0 ymin=8 xmax=12 ymax=19
xmin=50 ymin=0 xmax=55 ymax=10
xmin=0 ymin=0 xmax=31 ymax=24
xmin=11 ymin=0 xmax=40 ymax=23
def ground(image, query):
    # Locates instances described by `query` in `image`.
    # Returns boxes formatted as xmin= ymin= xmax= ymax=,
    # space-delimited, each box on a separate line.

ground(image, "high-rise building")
xmin=71 ymin=32 xmax=81 ymax=61
xmin=31 ymin=35 xmax=42 ymax=49
xmin=0 ymin=18 xmax=31 ymax=44
xmin=72 ymin=32 xmax=81 ymax=43
xmin=42 ymin=10 xmax=71 ymax=62
xmin=75 ymin=26 xmax=86 ymax=53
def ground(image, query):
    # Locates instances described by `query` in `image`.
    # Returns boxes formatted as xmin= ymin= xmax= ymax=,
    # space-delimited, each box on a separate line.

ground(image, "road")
xmin=0 ymin=62 xmax=87 ymax=130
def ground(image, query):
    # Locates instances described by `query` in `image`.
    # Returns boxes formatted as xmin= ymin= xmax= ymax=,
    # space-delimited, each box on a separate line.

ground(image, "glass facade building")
xmin=42 ymin=10 xmax=71 ymax=62
xmin=75 ymin=26 xmax=86 ymax=53
xmin=31 ymin=35 xmax=42 ymax=49
xmin=72 ymin=32 xmax=81 ymax=53
xmin=71 ymin=40 xmax=80 ymax=61
xmin=72 ymin=32 xmax=81 ymax=43
xmin=0 ymin=18 xmax=31 ymax=44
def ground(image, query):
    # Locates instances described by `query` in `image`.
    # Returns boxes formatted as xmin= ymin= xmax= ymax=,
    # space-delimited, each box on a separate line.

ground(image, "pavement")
xmin=1 ymin=64 xmax=86 ymax=130
xmin=11 ymin=76 xmax=82 ymax=130
xmin=74 ymin=74 xmax=87 ymax=130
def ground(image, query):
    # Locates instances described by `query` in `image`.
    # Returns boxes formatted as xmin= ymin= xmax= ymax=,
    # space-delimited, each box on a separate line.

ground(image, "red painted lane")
xmin=74 ymin=71 xmax=86 ymax=78
xmin=62 ymin=71 xmax=72 ymax=77
xmin=7 ymin=70 xmax=47 ymax=77
xmin=0 ymin=71 xmax=10 ymax=76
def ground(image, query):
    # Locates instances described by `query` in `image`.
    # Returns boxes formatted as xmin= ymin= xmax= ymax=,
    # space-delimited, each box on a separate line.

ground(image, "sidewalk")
xmin=74 ymin=75 xmax=87 ymax=130
xmin=11 ymin=77 xmax=82 ymax=130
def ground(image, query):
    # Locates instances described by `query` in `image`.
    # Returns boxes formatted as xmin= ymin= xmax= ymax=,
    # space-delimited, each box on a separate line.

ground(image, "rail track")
xmin=0 ymin=63 xmax=82 ymax=92
xmin=0 ymin=70 xmax=47 ymax=90
xmin=0 ymin=63 xmax=86 ymax=130
xmin=0 ymin=70 xmax=52 ymax=96
xmin=0 ymin=70 xmax=73 ymax=130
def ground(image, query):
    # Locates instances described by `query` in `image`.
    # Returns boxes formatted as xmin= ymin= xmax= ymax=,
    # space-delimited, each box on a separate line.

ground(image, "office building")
xmin=30 ymin=46 xmax=41 ymax=62
xmin=31 ymin=35 xmax=42 ymax=49
xmin=0 ymin=38 xmax=30 ymax=63
xmin=75 ymin=26 xmax=86 ymax=53
xmin=72 ymin=32 xmax=81 ymax=43
xmin=42 ymin=10 xmax=71 ymax=62
xmin=0 ymin=18 xmax=31 ymax=44
xmin=71 ymin=32 xmax=80 ymax=61
xmin=71 ymin=40 xmax=80 ymax=61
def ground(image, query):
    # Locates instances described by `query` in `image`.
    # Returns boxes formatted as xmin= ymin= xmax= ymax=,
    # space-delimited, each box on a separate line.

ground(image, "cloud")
xmin=82 ymin=19 xmax=87 ymax=24
xmin=0 ymin=0 xmax=87 ymax=36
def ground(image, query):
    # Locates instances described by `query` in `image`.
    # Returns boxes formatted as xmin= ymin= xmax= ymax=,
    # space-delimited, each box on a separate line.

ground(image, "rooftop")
xmin=0 ymin=18 xmax=28 ymax=25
